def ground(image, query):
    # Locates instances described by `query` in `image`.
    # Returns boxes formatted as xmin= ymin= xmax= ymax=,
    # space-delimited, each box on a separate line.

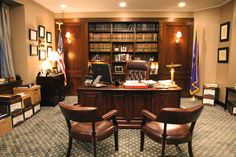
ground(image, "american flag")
xmin=57 ymin=30 xmax=67 ymax=85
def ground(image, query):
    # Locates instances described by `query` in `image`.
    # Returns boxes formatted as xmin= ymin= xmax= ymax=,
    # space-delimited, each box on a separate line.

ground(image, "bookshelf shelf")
xmin=88 ymin=21 xmax=159 ymax=81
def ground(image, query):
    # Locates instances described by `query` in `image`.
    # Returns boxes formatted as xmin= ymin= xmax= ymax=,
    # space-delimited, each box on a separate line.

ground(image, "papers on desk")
xmin=123 ymin=80 xmax=148 ymax=88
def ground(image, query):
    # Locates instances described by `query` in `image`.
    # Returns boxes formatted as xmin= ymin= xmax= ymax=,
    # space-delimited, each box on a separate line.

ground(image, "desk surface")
xmin=78 ymin=85 xmax=182 ymax=91
xmin=78 ymin=85 xmax=182 ymax=128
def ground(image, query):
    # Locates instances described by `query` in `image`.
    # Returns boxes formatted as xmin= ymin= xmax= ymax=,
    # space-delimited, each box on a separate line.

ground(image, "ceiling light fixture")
xmin=119 ymin=2 xmax=127 ymax=8
xmin=60 ymin=4 xmax=67 ymax=9
xmin=178 ymin=2 xmax=186 ymax=7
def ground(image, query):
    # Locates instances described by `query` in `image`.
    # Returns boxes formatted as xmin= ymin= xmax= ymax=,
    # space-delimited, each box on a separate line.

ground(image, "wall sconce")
xmin=65 ymin=32 xmax=72 ymax=44
xmin=175 ymin=31 xmax=182 ymax=44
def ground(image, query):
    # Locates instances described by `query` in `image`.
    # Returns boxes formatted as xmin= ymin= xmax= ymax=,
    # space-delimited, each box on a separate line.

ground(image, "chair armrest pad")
xmin=73 ymin=103 xmax=81 ymax=107
xmin=142 ymin=110 xmax=156 ymax=121
xmin=103 ymin=110 xmax=118 ymax=120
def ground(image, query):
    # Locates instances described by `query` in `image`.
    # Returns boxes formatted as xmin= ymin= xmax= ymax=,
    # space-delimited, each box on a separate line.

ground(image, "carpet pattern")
xmin=0 ymin=97 xmax=236 ymax=157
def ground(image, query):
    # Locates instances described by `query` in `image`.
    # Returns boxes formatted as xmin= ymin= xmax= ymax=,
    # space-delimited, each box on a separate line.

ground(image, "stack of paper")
xmin=204 ymin=83 xmax=218 ymax=88
xmin=123 ymin=81 xmax=147 ymax=88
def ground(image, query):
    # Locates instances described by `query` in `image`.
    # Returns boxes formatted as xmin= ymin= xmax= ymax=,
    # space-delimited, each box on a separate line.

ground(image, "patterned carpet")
xmin=0 ymin=97 xmax=236 ymax=157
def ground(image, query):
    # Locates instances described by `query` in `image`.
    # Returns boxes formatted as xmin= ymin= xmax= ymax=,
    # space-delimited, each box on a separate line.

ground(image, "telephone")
xmin=84 ymin=75 xmax=107 ymax=88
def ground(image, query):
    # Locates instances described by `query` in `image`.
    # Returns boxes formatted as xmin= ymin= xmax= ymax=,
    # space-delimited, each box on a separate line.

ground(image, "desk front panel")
xmin=77 ymin=86 xmax=181 ymax=128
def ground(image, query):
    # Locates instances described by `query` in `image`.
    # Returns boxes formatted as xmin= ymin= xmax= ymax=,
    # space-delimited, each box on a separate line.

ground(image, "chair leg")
xmin=161 ymin=138 xmax=166 ymax=157
xmin=188 ymin=141 xmax=193 ymax=157
xmin=140 ymin=131 xmax=145 ymax=151
xmin=114 ymin=129 xmax=119 ymax=151
xmin=92 ymin=136 xmax=97 ymax=157
xmin=66 ymin=136 xmax=72 ymax=157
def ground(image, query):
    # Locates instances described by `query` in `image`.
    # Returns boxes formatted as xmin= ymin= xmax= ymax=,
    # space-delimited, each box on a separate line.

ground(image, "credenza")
xmin=77 ymin=86 xmax=182 ymax=128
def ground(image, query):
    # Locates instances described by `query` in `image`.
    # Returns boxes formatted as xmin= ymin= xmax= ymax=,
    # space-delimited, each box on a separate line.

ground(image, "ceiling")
xmin=33 ymin=0 xmax=231 ymax=13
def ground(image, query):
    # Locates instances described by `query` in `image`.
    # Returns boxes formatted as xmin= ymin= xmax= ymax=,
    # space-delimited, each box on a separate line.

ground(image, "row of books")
xmin=135 ymin=44 xmax=158 ymax=52
xmin=136 ymin=33 xmax=158 ymax=42
xmin=89 ymin=33 xmax=111 ymax=41
xmin=90 ymin=43 xmax=112 ymax=52
xmin=89 ymin=23 xmax=158 ymax=32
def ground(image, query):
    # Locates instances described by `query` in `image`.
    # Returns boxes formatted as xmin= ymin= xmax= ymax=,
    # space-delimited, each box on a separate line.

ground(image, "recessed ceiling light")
xmin=119 ymin=2 xmax=127 ymax=8
xmin=178 ymin=2 xmax=186 ymax=7
xmin=60 ymin=4 xmax=67 ymax=9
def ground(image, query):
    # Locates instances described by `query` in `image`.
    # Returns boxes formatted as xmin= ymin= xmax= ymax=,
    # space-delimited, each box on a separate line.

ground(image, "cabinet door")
xmin=78 ymin=91 xmax=107 ymax=114
xmin=151 ymin=91 xmax=181 ymax=114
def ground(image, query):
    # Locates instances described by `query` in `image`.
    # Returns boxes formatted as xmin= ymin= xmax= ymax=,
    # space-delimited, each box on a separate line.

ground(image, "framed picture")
xmin=47 ymin=46 xmax=52 ymax=57
xmin=38 ymin=25 xmax=45 ymax=38
xmin=220 ymin=22 xmax=230 ymax=42
xmin=30 ymin=45 xmax=38 ymax=56
xmin=29 ymin=29 xmax=37 ymax=41
xmin=39 ymin=50 xmax=46 ymax=60
xmin=218 ymin=47 xmax=229 ymax=63
xmin=46 ymin=32 xmax=52 ymax=43
xmin=114 ymin=66 xmax=124 ymax=73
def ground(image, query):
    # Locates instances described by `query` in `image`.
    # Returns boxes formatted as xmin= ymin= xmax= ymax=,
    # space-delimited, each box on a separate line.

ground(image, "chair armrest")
xmin=102 ymin=110 xmax=118 ymax=120
xmin=73 ymin=103 xmax=81 ymax=107
xmin=142 ymin=110 xmax=157 ymax=121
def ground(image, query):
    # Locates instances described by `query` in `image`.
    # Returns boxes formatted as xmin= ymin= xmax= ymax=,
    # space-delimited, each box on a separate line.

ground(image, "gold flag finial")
xmin=56 ymin=22 xmax=63 ymax=32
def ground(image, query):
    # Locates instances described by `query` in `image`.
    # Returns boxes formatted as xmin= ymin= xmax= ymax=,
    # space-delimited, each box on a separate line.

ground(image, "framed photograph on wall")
xmin=218 ymin=47 xmax=229 ymax=63
xmin=47 ymin=46 xmax=52 ymax=57
xmin=220 ymin=22 xmax=230 ymax=42
xmin=38 ymin=25 xmax=45 ymax=38
xmin=46 ymin=32 xmax=52 ymax=43
xmin=39 ymin=50 xmax=46 ymax=60
xmin=114 ymin=66 xmax=124 ymax=73
xmin=29 ymin=29 xmax=37 ymax=41
xmin=30 ymin=45 xmax=38 ymax=56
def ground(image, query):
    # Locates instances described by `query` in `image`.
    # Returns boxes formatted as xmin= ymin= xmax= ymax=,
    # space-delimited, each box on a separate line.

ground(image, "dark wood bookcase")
xmin=88 ymin=22 xmax=159 ymax=81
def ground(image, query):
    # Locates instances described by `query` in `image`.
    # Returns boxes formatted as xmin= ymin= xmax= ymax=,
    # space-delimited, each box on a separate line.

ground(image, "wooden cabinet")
xmin=225 ymin=87 xmax=236 ymax=115
xmin=36 ymin=74 xmax=65 ymax=106
xmin=88 ymin=22 xmax=159 ymax=82
xmin=0 ymin=80 xmax=22 ymax=94
xmin=78 ymin=86 xmax=181 ymax=128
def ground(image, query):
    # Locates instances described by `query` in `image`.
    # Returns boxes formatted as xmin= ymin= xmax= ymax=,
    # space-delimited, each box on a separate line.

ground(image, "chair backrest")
xmin=156 ymin=105 xmax=204 ymax=124
xmin=126 ymin=60 xmax=150 ymax=80
xmin=59 ymin=102 xmax=103 ymax=122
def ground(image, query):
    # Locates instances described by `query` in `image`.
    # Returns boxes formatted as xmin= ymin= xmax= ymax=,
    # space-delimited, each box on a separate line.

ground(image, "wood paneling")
xmin=159 ymin=21 xmax=194 ymax=97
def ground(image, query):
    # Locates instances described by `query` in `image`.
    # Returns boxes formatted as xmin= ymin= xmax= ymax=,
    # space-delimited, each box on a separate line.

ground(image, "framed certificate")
xmin=38 ymin=25 xmax=45 ymax=38
xmin=218 ymin=47 xmax=229 ymax=63
xmin=220 ymin=22 xmax=230 ymax=42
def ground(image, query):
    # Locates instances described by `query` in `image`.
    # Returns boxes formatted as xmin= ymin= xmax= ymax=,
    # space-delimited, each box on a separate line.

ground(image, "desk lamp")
xmin=166 ymin=63 xmax=182 ymax=85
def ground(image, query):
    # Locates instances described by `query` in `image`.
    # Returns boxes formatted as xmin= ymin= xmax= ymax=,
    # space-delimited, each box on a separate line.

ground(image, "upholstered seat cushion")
xmin=142 ymin=121 xmax=192 ymax=144
xmin=70 ymin=120 xmax=116 ymax=142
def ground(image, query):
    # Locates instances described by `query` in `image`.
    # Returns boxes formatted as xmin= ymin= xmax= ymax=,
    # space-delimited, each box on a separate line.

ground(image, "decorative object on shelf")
xmin=29 ymin=29 xmax=37 ymax=41
xmin=150 ymin=62 xmax=158 ymax=74
xmin=220 ymin=22 xmax=230 ymax=42
xmin=218 ymin=47 xmax=229 ymax=63
xmin=39 ymin=50 xmax=46 ymax=60
xmin=175 ymin=31 xmax=182 ymax=44
xmin=166 ymin=63 xmax=182 ymax=84
xmin=65 ymin=32 xmax=72 ymax=44
xmin=46 ymin=32 xmax=52 ymax=43
xmin=29 ymin=44 xmax=38 ymax=56
xmin=114 ymin=66 xmax=124 ymax=73
xmin=114 ymin=47 xmax=119 ymax=51
xmin=121 ymin=45 xmax=127 ymax=52
xmin=38 ymin=25 xmax=45 ymax=38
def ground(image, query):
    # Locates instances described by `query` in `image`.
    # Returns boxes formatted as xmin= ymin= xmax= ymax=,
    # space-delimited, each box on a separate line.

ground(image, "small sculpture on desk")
xmin=166 ymin=63 xmax=182 ymax=87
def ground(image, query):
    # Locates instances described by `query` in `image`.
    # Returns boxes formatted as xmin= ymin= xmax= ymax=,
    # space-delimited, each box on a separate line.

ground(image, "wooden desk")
xmin=77 ymin=85 xmax=182 ymax=128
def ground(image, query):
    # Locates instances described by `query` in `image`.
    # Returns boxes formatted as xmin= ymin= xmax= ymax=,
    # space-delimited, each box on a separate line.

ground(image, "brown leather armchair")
xmin=126 ymin=60 xmax=150 ymax=80
xmin=59 ymin=102 xmax=118 ymax=157
xmin=140 ymin=105 xmax=204 ymax=157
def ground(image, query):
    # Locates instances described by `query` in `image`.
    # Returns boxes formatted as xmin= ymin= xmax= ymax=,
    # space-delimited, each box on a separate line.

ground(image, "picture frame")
xmin=38 ymin=25 xmax=45 ymax=38
xmin=47 ymin=46 xmax=52 ymax=57
xmin=30 ymin=45 xmax=38 ymax=56
xmin=114 ymin=66 xmax=124 ymax=73
xmin=220 ymin=22 xmax=230 ymax=42
xmin=46 ymin=32 xmax=52 ymax=43
xmin=218 ymin=47 xmax=229 ymax=63
xmin=39 ymin=50 xmax=46 ymax=60
xmin=29 ymin=29 xmax=37 ymax=41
